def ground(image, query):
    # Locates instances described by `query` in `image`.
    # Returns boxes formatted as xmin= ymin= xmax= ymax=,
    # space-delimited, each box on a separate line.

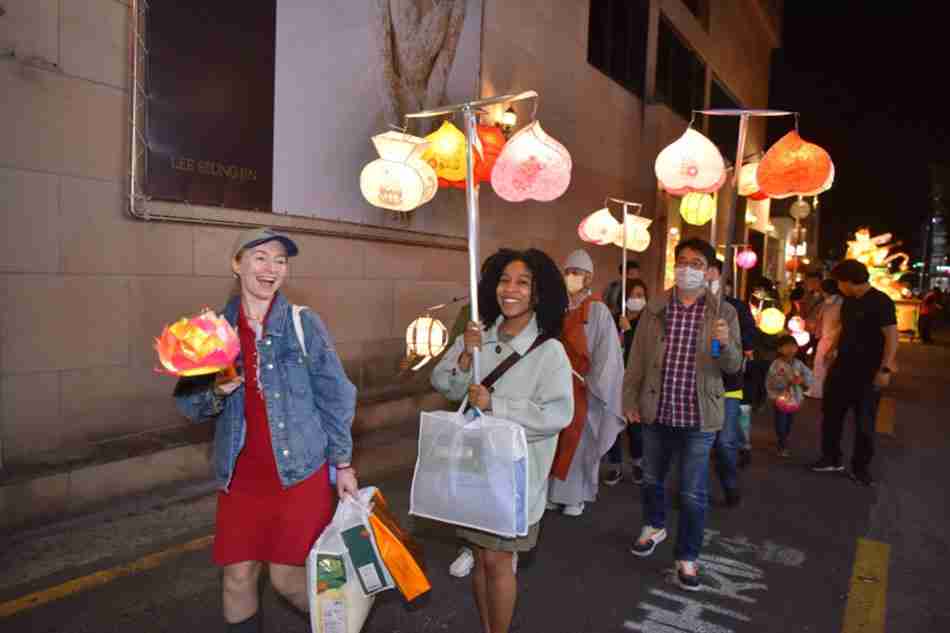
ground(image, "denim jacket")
xmin=174 ymin=293 xmax=356 ymax=490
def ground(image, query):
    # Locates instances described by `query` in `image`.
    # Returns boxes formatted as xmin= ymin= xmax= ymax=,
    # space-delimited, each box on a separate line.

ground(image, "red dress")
xmin=213 ymin=302 xmax=336 ymax=566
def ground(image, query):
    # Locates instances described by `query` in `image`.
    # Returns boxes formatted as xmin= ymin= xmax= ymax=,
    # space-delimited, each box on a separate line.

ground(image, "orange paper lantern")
xmin=757 ymin=131 xmax=833 ymax=199
xmin=155 ymin=310 xmax=240 ymax=376
xmin=438 ymin=125 xmax=507 ymax=189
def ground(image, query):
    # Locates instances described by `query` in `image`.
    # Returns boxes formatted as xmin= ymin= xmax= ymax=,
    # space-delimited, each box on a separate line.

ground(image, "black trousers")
xmin=821 ymin=379 xmax=881 ymax=471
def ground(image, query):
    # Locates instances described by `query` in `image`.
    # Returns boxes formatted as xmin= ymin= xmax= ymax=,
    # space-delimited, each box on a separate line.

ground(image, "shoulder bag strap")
xmin=480 ymin=335 xmax=550 ymax=391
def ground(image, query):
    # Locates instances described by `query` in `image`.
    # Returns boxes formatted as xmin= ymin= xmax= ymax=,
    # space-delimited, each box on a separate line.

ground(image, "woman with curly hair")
xmin=432 ymin=248 xmax=574 ymax=633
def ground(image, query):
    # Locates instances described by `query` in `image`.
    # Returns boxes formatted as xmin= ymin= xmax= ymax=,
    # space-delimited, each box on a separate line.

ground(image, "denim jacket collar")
xmin=223 ymin=292 xmax=291 ymax=338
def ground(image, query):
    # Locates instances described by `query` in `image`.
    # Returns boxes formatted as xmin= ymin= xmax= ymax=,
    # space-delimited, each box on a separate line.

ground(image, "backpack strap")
xmin=291 ymin=305 xmax=308 ymax=356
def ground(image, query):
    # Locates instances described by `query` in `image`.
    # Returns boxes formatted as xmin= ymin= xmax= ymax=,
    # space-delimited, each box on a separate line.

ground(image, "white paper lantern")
xmin=792 ymin=330 xmax=811 ymax=347
xmin=406 ymin=314 xmax=448 ymax=370
xmin=578 ymin=208 xmax=621 ymax=245
xmin=655 ymin=128 xmax=727 ymax=195
xmin=612 ymin=214 xmax=652 ymax=252
xmin=361 ymin=132 xmax=437 ymax=212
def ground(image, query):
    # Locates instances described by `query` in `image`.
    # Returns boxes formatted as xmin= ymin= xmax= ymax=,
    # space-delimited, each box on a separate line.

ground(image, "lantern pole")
xmin=603 ymin=197 xmax=642 ymax=310
xmin=696 ymin=109 xmax=793 ymax=298
xmin=462 ymin=103 xmax=482 ymax=380
xmin=405 ymin=90 xmax=540 ymax=383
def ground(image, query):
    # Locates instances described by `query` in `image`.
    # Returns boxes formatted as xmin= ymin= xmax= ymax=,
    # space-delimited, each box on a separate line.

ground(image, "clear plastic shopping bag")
xmin=409 ymin=402 xmax=528 ymax=538
xmin=308 ymin=487 xmax=394 ymax=633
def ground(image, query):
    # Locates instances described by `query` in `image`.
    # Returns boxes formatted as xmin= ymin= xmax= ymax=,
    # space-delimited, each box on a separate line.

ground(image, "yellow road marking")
xmin=842 ymin=537 xmax=890 ymax=633
xmin=876 ymin=397 xmax=896 ymax=436
xmin=0 ymin=535 xmax=214 ymax=618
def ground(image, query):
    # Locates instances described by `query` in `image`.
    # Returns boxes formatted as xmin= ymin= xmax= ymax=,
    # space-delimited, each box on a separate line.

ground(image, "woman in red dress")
xmin=175 ymin=228 xmax=358 ymax=633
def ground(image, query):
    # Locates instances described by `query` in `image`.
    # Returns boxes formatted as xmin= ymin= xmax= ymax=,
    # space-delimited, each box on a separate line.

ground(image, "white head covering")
xmin=564 ymin=249 xmax=594 ymax=274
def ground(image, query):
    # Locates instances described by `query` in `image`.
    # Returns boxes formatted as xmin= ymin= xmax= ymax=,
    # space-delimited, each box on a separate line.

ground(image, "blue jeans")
xmin=606 ymin=424 xmax=644 ymax=464
xmin=714 ymin=398 xmax=742 ymax=492
xmin=774 ymin=408 xmax=795 ymax=448
xmin=641 ymin=424 xmax=716 ymax=562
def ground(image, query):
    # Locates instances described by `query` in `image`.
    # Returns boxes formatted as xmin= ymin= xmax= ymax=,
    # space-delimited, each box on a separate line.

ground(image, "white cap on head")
xmin=564 ymin=249 xmax=594 ymax=274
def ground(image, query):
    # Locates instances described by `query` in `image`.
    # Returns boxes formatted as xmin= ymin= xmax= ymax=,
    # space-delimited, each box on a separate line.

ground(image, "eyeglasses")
xmin=675 ymin=259 xmax=707 ymax=271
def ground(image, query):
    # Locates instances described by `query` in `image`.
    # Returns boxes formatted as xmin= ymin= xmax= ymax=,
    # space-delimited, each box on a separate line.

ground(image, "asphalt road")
xmin=2 ymin=334 xmax=948 ymax=633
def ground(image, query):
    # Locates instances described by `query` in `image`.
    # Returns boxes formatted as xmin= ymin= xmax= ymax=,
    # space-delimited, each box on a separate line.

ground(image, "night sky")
xmin=769 ymin=6 xmax=948 ymax=262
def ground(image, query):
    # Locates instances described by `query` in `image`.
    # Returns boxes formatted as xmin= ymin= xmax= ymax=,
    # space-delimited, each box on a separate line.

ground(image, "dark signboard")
xmin=145 ymin=1 xmax=276 ymax=211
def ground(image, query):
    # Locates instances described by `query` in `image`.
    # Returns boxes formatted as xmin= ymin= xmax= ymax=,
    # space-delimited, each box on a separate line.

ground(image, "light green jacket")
xmin=431 ymin=314 xmax=574 ymax=525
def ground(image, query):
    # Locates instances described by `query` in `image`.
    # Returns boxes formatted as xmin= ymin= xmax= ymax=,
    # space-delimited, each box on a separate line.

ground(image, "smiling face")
xmin=232 ymin=240 xmax=289 ymax=302
xmin=496 ymin=259 xmax=535 ymax=320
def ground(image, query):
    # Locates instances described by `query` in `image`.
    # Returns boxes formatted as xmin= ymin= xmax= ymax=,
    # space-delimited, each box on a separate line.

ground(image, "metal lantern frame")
xmin=404 ymin=91 xmax=540 ymax=380
xmin=693 ymin=109 xmax=794 ymax=297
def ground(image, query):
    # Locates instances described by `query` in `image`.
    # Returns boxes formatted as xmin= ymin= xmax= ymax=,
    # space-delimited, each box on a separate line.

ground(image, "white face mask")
xmin=675 ymin=266 xmax=706 ymax=291
xmin=708 ymin=279 xmax=721 ymax=295
xmin=626 ymin=297 xmax=646 ymax=312
xmin=564 ymin=274 xmax=585 ymax=294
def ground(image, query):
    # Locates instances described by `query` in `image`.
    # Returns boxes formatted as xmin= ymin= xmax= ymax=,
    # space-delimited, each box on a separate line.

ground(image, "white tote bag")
xmin=409 ymin=402 xmax=529 ymax=538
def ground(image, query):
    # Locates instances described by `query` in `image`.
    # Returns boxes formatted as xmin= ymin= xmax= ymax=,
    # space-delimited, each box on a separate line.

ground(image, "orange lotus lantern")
xmin=439 ymin=124 xmax=507 ymax=189
xmin=757 ymin=130 xmax=833 ymax=199
xmin=155 ymin=310 xmax=240 ymax=376
xmin=655 ymin=128 xmax=726 ymax=196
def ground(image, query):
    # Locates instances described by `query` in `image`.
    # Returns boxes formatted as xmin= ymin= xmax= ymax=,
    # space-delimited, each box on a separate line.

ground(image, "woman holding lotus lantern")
xmin=173 ymin=228 xmax=357 ymax=633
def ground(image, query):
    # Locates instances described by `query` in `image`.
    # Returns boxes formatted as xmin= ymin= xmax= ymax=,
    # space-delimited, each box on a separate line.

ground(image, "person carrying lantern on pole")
xmin=547 ymin=249 xmax=626 ymax=517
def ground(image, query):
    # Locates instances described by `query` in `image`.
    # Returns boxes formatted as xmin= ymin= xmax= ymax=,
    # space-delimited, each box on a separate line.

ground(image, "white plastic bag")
xmin=308 ymin=487 xmax=393 ymax=633
xmin=409 ymin=404 xmax=529 ymax=538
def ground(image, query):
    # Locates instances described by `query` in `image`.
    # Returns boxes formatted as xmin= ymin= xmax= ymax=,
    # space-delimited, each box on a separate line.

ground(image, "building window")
xmin=707 ymin=77 xmax=741 ymax=160
xmin=655 ymin=16 xmax=706 ymax=120
xmin=587 ymin=0 xmax=650 ymax=98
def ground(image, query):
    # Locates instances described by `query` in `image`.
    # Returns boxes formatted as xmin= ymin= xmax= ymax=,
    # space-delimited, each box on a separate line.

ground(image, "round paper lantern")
xmin=439 ymin=124 xmax=507 ymax=189
xmin=613 ymin=215 xmax=653 ymax=252
xmin=655 ymin=128 xmax=727 ymax=195
xmin=736 ymin=248 xmax=758 ymax=270
xmin=491 ymin=121 xmax=572 ymax=202
xmin=759 ymin=307 xmax=786 ymax=335
xmin=423 ymin=121 xmax=467 ymax=181
xmin=360 ymin=132 xmax=437 ymax=212
xmin=775 ymin=391 xmax=801 ymax=413
xmin=787 ymin=316 xmax=805 ymax=333
xmin=789 ymin=198 xmax=811 ymax=220
xmin=578 ymin=207 xmax=621 ymax=245
xmin=757 ymin=130 xmax=833 ymax=199
xmin=680 ymin=192 xmax=716 ymax=226
xmin=406 ymin=315 xmax=448 ymax=370
xmin=792 ymin=330 xmax=810 ymax=347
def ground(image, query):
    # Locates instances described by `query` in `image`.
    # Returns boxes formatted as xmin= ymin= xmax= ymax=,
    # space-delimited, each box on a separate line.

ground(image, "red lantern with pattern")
xmin=757 ymin=131 xmax=833 ymax=199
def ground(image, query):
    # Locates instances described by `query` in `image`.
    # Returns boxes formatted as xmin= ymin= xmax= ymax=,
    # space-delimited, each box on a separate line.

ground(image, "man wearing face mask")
xmin=623 ymin=238 xmax=742 ymax=591
xmin=548 ymin=249 xmax=626 ymax=517
xmin=707 ymin=260 xmax=756 ymax=506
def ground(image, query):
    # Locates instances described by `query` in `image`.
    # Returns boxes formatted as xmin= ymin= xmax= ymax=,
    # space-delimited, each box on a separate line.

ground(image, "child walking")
xmin=766 ymin=335 xmax=814 ymax=457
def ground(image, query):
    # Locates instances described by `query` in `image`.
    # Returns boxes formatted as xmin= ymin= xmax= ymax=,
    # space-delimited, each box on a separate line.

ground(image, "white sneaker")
xmin=449 ymin=548 xmax=474 ymax=578
xmin=546 ymin=500 xmax=560 ymax=512
xmin=512 ymin=552 xmax=518 ymax=575
xmin=562 ymin=502 xmax=584 ymax=517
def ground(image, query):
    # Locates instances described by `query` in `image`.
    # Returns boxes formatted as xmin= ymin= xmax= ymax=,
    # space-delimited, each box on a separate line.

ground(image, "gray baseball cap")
xmin=232 ymin=227 xmax=299 ymax=259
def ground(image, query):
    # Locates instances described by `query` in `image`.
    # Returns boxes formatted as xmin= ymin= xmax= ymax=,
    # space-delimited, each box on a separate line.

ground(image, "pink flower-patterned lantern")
xmin=491 ymin=121 xmax=572 ymax=202
xmin=775 ymin=390 xmax=802 ymax=414
xmin=655 ymin=128 xmax=727 ymax=196
xmin=736 ymin=248 xmax=758 ymax=270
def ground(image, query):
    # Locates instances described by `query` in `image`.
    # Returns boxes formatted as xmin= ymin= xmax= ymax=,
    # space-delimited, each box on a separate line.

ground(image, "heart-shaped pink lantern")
xmin=491 ymin=121 xmax=572 ymax=202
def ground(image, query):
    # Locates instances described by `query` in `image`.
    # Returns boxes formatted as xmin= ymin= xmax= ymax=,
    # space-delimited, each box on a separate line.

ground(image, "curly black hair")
xmin=478 ymin=248 xmax=569 ymax=338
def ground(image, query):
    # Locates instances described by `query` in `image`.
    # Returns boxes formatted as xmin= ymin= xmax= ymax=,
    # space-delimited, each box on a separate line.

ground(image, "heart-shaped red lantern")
xmin=757 ymin=131 xmax=833 ymax=199
xmin=438 ymin=125 xmax=507 ymax=189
